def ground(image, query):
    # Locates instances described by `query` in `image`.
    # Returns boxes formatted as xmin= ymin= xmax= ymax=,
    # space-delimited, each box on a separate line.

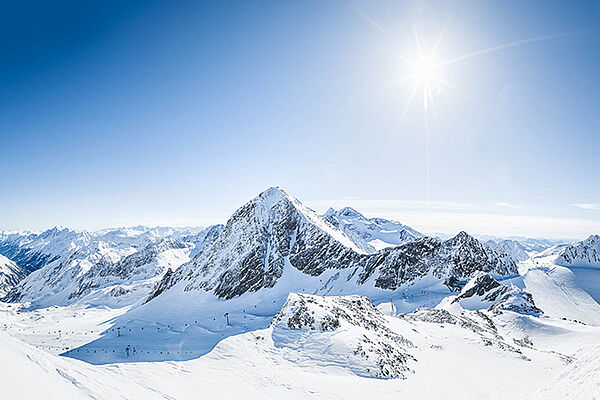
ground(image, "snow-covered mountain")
xmin=526 ymin=234 xmax=600 ymax=269
xmin=2 ymin=226 xmax=220 ymax=306
xmin=323 ymin=207 xmax=422 ymax=252
xmin=0 ymin=227 xmax=81 ymax=273
xmin=556 ymin=234 xmax=600 ymax=267
xmin=149 ymin=187 xmax=516 ymax=302
xmin=1 ymin=187 xmax=599 ymax=398
xmin=477 ymin=235 xmax=565 ymax=259
xmin=0 ymin=189 xmax=527 ymax=308
xmin=0 ymin=226 xmax=191 ymax=273
xmin=517 ymin=234 xmax=600 ymax=325
xmin=0 ymin=254 xmax=26 ymax=296
xmin=485 ymin=239 xmax=531 ymax=262
xmin=451 ymin=272 xmax=542 ymax=315
xmin=516 ymin=237 xmax=567 ymax=253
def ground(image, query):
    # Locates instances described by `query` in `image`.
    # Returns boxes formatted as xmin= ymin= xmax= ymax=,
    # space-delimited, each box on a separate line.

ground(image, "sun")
xmin=411 ymin=55 xmax=438 ymax=87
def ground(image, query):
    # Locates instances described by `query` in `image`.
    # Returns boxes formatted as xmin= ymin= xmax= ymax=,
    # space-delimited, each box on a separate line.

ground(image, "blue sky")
xmin=1 ymin=0 xmax=599 ymax=238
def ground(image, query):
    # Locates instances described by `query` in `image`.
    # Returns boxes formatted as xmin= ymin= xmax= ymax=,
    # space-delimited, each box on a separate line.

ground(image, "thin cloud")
xmin=311 ymin=199 xmax=479 ymax=212
xmin=494 ymin=201 xmax=520 ymax=209
xmin=379 ymin=211 xmax=599 ymax=240
xmin=572 ymin=203 xmax=600 ymax=211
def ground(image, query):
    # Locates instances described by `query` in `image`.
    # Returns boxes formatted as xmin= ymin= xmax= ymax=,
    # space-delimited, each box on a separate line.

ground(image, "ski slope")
xmin=2 ymin=296 xmax=596 ymax=400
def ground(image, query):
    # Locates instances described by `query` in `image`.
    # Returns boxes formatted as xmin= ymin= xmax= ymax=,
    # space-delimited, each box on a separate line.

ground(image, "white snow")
xmin=1 ymin=294 xmax=597 ymax=399
xmin=1 ymin=189 xmax=600 ymax=399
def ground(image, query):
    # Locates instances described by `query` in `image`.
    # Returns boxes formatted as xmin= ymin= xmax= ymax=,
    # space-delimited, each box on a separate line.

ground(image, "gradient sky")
xmin=2 ymin=0 xmax=599 ymax=239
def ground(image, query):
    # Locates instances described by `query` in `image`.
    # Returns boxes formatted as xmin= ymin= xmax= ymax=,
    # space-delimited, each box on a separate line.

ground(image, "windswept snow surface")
xmin=1 ymin=293 xmax=596 ymax=400
xmin=527 ymin=344 xmax=600 ymax=399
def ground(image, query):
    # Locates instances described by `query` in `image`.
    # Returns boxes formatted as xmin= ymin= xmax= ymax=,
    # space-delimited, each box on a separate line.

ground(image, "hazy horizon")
xmin=1 ymin=185 xmax=592 ymax=241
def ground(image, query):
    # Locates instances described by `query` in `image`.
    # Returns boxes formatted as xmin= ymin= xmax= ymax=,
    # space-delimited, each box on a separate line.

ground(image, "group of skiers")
xmin=125 ymin=344 xmax=137 ymax=357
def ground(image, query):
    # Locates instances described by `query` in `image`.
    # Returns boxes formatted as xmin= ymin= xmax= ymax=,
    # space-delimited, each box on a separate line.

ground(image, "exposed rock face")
xmin=323 ymin=207 xmax=422 ymax=252
xmin=453 ymin=272 xmax=510 ymax=304
xmin=556 ymin=235 xmax=600 ymax=267
xmin=149 ymin=188 xmax=517 ymax=301
xmin=0 ymin=254 xmax=26 ymax=296
xmin=452 ymin=272 xmax=543 ymax=315
xmin=488 ymin=289 xmax=543 ymax=315
xmin=148 ymin=187 xmax=364 ymax=300
xmin=270 ymin=293 xmax=415 ymax=379
xmin=357 ymin=232 xmax=517 ymax=292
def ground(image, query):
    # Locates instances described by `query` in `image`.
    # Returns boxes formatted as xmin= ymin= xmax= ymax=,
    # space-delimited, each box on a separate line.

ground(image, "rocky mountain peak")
xmin=256 ymin=186 xmax=291 ymax=204
xmin=450 ymin=231 xmax=477 ymax=244
xmin=146 ymin=189 xmax=518 ymax=302
xmin=225 ymin=187 xmax=361 ymax=253
xmin=39 ymin=226 xmax=73 ymax=238
xmin=582 ymin=234 xmax=600 ymax=246
xmin=337 ymin=207 xmax=365 ymax=219
xmin=556 ymin=234 xmax=600 ymax=267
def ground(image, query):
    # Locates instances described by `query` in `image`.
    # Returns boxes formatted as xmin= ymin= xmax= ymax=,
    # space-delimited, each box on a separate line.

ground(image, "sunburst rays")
xmin=359 ymin=10 xmax=573 ymax=216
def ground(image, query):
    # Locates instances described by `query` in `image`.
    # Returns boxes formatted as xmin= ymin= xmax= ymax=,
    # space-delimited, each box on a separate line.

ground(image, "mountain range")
xmin=1 ymin=187 xmax=599 ymax=399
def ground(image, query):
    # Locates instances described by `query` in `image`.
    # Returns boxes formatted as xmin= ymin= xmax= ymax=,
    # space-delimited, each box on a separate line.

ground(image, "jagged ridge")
xmin=149 ymin=188 xmax=517 ymax=301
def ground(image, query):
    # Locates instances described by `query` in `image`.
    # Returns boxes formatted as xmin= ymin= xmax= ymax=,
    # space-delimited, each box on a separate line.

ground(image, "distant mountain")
xmin=485 ymin=239 xmax=531 ymax=262
xmin=0 ymin=226 xmax=203 ymax=274
xmin=528 ymin=234 xmax=600 ymax=268
xmin=516 ymin=237 xmax=568 ymax=253
xmin=556 ymin=235 xmax=600 ymax=267
xmin=148 ymin=187 xmax=517 ymax=302
xmin=478 ymin=235 xmax=565 ymax=256
xmin=2 ymin=226 xmax=221 ymax=306
xmin=0 ymin=254 xmax=26 ymax=296
xmin=323 ymin=207 xmax=422 ymax=252
xmin=0 ymin=227 xmax=82 ymax=273
xmin=181 ymin=225 xmax=224 ymax=257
